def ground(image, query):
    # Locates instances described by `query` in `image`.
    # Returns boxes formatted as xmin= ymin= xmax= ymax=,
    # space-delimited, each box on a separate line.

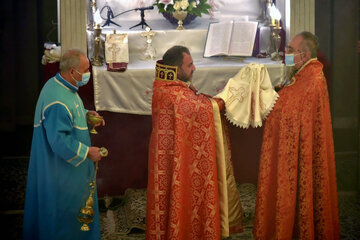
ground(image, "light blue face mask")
xmin=74 ymin=70 xmax=91 ymax=87
xmin=285 ymin=53 xmax=295 ymax=66
xmin=285 ymin=52 xmax=303 ymax=66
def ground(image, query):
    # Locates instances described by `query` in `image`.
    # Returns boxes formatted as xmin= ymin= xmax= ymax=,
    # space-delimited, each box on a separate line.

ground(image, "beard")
xmin=283 ymin=65 xmax=296 ymax=85
xmin=178 ymin=69 xmax=193 ymax=82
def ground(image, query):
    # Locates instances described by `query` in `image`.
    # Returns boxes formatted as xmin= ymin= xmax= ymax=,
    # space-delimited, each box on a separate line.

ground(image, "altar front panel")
xmin=92 ymin=58 xmax=283 ymax=197
xmin=92 ymin=111 xmax=264 ymax=197
xmin=93 ymin=55 xmax=284 ymax=115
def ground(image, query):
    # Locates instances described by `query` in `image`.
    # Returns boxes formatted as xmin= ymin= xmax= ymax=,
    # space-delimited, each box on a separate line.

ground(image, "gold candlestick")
xmin=92 ymin=24 xmax=103 ymax=66
xmin=271 ymin=26 xmax=282 ymax=61
xmin=88 ymin=0 xmax=97 ymax=30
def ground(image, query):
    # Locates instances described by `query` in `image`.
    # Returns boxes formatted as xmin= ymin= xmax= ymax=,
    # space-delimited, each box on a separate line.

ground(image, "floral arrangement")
xmin=154 ymin=0 xmax=211 ymax=17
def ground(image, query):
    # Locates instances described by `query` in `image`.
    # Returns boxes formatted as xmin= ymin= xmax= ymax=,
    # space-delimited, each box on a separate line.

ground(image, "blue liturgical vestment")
xmin=23 ymin=73 xmax=101 ymax=240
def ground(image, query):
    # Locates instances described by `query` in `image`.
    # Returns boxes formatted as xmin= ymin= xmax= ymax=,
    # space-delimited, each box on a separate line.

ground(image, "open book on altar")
xmin=204 ymin=20 xmax=258 ymax=57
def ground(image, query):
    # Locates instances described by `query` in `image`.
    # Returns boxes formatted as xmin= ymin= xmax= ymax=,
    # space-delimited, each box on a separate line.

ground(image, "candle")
xmin=276 ymin=19 xmax=280 ymax=28
xmin=271 ymin=18 xmax=275 ymax=26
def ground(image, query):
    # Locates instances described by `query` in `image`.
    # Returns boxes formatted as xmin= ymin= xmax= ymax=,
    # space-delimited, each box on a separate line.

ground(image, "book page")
xmin=204 ymin=21 xmax=233 ymax=57
xmin=228 ymin=21 xmax=258 ymax=56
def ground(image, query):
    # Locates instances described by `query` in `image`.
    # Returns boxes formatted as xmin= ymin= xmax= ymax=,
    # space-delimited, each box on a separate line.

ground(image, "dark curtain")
xmin=0 ymin=0 xmax=57 ymax=157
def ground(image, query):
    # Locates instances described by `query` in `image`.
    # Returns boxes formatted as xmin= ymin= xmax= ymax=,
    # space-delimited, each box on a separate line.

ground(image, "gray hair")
xmin=59 ymin=49 xmax=86 ymax=72
xmin=162 ymin=45 xmax=190 ymax=67
xmin=298 ymin=31 xmax=319 ymax=58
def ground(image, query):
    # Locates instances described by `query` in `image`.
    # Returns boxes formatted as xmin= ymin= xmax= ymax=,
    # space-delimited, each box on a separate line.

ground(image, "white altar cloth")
xmin=90 ymin=8 xmax=285 ymax=115
xmin=93 ymin=54 xmax=284 ymax=115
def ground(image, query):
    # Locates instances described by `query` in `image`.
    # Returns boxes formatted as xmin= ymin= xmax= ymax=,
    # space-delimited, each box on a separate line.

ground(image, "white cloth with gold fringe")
xmin=215 ymin=63 xmax=279 ymax=128
xmin=105 ymin=33 xmax=129 ymax=64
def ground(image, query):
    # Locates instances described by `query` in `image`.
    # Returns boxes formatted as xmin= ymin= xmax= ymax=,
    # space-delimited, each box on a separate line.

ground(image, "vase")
xmin=172 ymin=11 xmax=187 ymax=30
xmin=162 ymin=11 xmax=197 ymax=27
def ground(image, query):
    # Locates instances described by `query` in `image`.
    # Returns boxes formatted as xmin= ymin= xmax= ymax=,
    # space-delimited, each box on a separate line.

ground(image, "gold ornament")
xmin=78 ymin=147 xmax=108 ymax=231
xmin=172 ymin=10 xmax=187 ymax=30
xmin=88 ymin=115 xmax=103 ymax=134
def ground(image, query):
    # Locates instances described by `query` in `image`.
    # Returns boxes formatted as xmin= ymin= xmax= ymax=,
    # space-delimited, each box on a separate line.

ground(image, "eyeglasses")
xmin=285 ymin=46 xmax=302 ymax=54
xmin=74 ymin=68 xmax=90 ymax=75
xmin=285 ymin=46 xmax=294 ymax=53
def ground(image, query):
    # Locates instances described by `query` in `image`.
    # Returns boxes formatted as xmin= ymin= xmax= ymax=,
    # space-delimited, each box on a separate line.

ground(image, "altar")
xmin=56 ymin=0 xmax=317 ymax=197
xmin=83 ymin=0 xmax=288 ymax=197
xmin=91 ymin=55 xmax=284 ymax=197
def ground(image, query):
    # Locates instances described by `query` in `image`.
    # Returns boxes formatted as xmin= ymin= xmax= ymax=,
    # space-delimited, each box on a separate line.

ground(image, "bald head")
xmin=296 ymin=31 xmax=319 ymax=58
xmin=59 ymin=49 xmax=90 ymax=87
xmin=59 ymin=49 xmax=87 ymax=73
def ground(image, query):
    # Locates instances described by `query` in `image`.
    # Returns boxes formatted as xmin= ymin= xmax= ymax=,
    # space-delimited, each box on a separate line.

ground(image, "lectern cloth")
xmin=215 ymin=63 xmax=278 ymax=128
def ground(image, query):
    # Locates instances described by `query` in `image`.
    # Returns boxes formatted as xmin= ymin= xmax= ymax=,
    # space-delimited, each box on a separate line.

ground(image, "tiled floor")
xmin=1 ymin=157 xmax=359 ymax=240
xmin=228 ymin=193 xmax=360 ymax=240
xmin=99 ymin=186 xmax=360 ymax=240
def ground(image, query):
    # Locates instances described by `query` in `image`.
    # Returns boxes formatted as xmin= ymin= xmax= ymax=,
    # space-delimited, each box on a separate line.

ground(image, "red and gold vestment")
xmin=253 ymin=59 xmax=340 ymax=240
xmin=146 ymin=61 xmax=242 ymax=240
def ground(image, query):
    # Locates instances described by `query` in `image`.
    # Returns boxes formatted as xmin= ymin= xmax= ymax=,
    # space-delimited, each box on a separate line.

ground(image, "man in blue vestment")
xmin=23 ymin=49 xmax=105 ymax=240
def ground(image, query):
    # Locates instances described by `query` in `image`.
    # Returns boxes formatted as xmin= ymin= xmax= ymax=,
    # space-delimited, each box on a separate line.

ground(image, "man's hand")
xmin=87 ymin=110 xmax=105 ymax=127
xmin=87 ymin=146 xmax=102 ymax=162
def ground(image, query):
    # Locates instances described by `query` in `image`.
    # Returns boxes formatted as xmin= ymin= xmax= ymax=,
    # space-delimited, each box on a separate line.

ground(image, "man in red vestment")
xmin=253 ymin=32 xmax=340 ymax=239
xmin=146 ymin=46 xmax=243 ymax=240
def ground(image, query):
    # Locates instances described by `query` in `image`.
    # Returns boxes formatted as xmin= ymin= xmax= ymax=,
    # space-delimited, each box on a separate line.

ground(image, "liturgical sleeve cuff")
xmin=67 ymin=142 xmax=89 ymax=167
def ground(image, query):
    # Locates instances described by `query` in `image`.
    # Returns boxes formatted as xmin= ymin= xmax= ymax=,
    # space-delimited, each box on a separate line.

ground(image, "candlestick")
xmin=270 ymin=26 xmax=282 ymax=61
xmin=91 ymin=24 xmax=103 ymax=66
xmin=271 ymin=18 xmax=275 ymax=27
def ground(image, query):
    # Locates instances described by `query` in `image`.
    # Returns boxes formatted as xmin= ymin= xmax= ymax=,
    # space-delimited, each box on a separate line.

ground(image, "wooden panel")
xmin=289 ymin=0 xmax=315 ymax=39
xmin=60 ymin=0 xmax=87 ymax=54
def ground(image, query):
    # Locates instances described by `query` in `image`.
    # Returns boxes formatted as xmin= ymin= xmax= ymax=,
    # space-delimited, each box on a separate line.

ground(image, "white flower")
xmin=191 ymin=1 xmax=197 ymax=8
xmin=159 ymin=0 xmax=174 ymax=5
xmin=180 ymin=0 xmax=189 ymax=10
xmin=173 ymin=1 xmax=181 ymax=10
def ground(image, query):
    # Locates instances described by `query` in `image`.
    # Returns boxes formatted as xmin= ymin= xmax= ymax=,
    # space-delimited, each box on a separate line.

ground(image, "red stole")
xmin=146 ymin=79 xmax=221 ymax=240
xmin=253 ymin=59 xmax=340 ymax=239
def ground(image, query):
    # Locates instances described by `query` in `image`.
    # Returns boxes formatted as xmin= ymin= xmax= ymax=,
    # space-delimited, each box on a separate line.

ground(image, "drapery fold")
xmin=146 ymin=78 xmax=242 ymax=240
xmin=253 ymin=59 xmax=340 ymax=240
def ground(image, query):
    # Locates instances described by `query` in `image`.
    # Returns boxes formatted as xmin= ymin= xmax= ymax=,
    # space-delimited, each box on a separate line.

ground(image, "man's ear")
xmin=304 ymin=51 xmax=311 ymax=60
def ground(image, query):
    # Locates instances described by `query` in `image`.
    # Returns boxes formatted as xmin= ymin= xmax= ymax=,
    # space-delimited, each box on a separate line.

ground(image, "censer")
xmin=78 ymin=147 xmax=108 ymax=231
